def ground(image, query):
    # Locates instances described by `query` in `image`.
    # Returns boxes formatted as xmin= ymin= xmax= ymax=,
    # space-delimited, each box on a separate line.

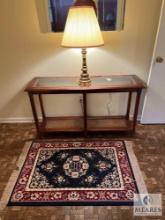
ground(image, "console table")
xmin=25 ymin=75 xmax=146 ymax=137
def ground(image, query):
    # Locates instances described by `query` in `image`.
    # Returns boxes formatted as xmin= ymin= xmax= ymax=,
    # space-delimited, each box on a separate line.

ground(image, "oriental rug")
xmin=7 ymin=140 xmax=147 ymax=206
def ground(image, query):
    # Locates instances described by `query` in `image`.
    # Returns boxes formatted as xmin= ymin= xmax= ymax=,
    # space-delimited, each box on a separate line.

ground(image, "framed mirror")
xmin=35 ymin=0 xmax=126 ymax=33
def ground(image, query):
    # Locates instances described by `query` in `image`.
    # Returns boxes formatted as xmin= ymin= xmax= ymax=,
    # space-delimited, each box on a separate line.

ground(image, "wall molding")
xmin=0 ymin=117 xmax=34 ymax=123
xmin=0 ymin=115 xmax=142 ymax=123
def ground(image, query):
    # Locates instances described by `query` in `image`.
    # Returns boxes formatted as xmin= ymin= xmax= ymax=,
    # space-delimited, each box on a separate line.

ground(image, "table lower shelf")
xmin=39 ymin=116 xmax=133 ymax=133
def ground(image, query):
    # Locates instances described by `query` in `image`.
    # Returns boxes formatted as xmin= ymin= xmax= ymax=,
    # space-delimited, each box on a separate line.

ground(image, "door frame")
xmin=141 ymin=0 xmax=165 ymax=124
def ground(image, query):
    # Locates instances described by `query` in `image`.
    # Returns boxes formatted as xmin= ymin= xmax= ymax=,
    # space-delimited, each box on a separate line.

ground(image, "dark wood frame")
xmin=25 ymin=75 xmax=146 ymax=138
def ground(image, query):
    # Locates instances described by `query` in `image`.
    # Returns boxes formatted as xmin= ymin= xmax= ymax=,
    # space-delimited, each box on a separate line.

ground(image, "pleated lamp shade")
xmin=61 ymin=6 xmax=104 ymax=48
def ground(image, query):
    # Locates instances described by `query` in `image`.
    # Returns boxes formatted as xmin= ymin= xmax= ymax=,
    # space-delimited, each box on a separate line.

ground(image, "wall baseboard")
xmin=0 ymin=117 xmax=34 ymax=123
xmin=0 ymin=115 xmax=142 ymax=123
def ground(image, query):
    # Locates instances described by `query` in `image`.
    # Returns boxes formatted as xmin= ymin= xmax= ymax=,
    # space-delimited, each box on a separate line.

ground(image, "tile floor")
xmin=0 ymin=123 xmax=164 ymax=220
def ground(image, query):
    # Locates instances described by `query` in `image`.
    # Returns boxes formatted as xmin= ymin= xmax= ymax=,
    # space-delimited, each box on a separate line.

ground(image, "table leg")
xmin=132 ymin=90 xmax=142 ymax=134
xmin=28 ymin=93 xmax=40 ymax=138
xmin=126 ymin=91 xmax=132 ymax=119
xmin=83 ymin=93 xmax=87 ymax=136
xmin=38 ymin=94 xmax=46 ymax=119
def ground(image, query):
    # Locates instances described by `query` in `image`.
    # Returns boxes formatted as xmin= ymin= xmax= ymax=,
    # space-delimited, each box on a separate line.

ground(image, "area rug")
xmin=7 ymin=140 xmax=147 ymax=206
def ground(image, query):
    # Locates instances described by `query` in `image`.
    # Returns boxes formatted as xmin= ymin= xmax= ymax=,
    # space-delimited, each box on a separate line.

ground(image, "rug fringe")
xmin=0 ymin=141 xmax=32 ymax=211
xmin=125 ymin=141 xmax=148 ymax=194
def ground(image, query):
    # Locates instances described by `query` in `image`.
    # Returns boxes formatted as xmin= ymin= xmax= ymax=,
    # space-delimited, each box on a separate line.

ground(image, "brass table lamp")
xmin=61 ymin=1 xmax=104 ymax=87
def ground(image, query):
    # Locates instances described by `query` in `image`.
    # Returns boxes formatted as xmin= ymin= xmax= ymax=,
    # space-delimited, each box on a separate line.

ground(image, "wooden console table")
xmin=25 ymin=75 xmax=146 ymax=137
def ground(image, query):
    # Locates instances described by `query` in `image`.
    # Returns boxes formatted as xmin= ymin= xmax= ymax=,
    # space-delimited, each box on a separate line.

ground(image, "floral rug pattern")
xmin=8 ymin=140 xmax=139 ymax=205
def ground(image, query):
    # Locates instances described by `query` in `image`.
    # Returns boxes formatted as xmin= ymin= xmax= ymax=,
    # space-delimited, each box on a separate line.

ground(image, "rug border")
xmin=7 ymin=200 xmax=134 ymax=206
xmin=0 ymin=140 xmax=147 ymax=208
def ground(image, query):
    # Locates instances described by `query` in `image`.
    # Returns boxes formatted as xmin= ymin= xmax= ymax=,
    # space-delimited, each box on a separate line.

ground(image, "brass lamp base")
xmin=79 ymin=79 xmax=91 ymax=87
xmin=79 ymin=48 xmax=91 ymax=87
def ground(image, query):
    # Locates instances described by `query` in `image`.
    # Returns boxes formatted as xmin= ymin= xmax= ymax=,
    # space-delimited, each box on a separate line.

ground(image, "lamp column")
xmin=79 ymin=48 xmax=91 ymax=87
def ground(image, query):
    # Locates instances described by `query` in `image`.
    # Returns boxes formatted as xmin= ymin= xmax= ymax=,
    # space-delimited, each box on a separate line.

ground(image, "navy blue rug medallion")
xmin=8 ymin=140 xmax=142 ymax=206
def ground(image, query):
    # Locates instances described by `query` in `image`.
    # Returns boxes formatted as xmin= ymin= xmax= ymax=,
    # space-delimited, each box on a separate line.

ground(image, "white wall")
xmin=0 ymin=0 xmax=162 ymax=122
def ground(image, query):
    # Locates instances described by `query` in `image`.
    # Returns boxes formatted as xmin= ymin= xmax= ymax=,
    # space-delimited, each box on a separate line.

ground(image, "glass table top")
xmin=34 ymin=76 xmax=136 ymax=88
